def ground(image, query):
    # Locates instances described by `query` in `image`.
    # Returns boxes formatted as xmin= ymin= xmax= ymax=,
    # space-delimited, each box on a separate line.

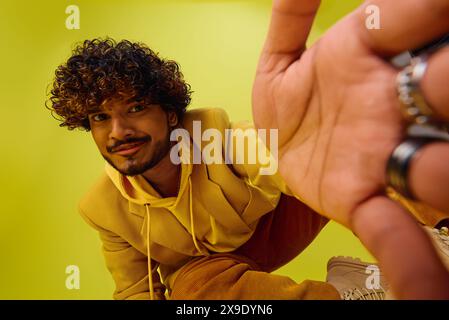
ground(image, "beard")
xmin=102 ymin=129 xmax=172 ymax=176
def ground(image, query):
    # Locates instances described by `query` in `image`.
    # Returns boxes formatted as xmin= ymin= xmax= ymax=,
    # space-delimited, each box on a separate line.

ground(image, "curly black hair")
xmin=47 ymin=38 xmax=192 ymax=131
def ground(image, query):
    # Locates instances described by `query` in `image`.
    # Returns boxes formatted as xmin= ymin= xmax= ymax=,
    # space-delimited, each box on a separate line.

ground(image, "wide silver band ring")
xmin=396 ymin=55 xmax=435 ymax=125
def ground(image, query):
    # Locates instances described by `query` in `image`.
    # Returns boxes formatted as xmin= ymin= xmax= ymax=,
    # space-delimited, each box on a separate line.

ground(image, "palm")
xmin=253 ymin=16 xmax=402 ymax=227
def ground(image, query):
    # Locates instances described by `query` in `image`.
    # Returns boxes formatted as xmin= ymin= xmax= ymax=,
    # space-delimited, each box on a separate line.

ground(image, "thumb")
xmin=258 ymin=0 xmax=321 ymax=74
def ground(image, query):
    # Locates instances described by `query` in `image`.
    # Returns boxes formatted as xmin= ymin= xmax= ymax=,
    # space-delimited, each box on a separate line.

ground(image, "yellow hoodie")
xmin=78 ymin=108 xmax=291 ymax=300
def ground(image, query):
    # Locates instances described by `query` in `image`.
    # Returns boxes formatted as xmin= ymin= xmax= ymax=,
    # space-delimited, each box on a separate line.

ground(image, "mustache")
xmin=107 ymin=136 xmax=151 ymax=153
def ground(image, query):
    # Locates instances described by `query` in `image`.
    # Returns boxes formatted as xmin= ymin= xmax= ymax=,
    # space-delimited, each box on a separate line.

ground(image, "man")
xmin=47 ymin=37 xmax=343 ymax=299
xmin=47 ymin=0 xmax=449 ymax=299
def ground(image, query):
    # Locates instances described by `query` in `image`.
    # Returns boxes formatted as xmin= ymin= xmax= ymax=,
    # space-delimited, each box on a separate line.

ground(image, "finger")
xmin=356 ymin=0 xmax=449 ymax=57
xmin=351 ymin=196 xmax=449 ymax=299
xmin=409 ymin=141 xmax=449 ymax=214
xmin=420 ymin=46 xmax=449 ymax=121
xmin=258 ymin=0 xmax=321 ymax=73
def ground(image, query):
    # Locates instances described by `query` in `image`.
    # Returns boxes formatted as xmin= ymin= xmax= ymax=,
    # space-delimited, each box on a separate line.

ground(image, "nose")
xmin=109 ymin=116 xmax=135 ymax=141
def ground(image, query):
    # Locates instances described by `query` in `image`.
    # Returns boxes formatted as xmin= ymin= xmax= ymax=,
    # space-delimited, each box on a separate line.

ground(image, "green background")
xmin=0 ymin=0 xmax=371 ymax=299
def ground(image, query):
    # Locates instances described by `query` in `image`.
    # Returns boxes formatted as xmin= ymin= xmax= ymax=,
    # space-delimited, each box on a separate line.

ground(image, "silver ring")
xmin=396 ymin=55 xmax=435 ymax=125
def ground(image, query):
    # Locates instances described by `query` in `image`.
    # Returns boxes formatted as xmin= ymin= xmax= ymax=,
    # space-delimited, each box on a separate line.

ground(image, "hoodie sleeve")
xmin=78 ymin=206 xmax=166 ymax=300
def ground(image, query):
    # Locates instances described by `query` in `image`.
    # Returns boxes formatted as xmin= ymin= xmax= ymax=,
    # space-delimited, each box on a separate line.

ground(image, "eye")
xmin=129 ymin=105 xmax=146 ymax=113
xmin=90 ymin=113 xmax=109 ymax=122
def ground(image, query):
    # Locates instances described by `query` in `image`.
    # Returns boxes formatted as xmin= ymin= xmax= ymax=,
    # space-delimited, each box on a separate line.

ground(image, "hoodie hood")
xmin=104 ymin=160 xmax=193 ymax=208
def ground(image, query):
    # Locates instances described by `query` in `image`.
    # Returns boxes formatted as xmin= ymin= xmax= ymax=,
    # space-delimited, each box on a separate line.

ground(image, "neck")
xmin=142 ymin=152 xmax=181 ymax=198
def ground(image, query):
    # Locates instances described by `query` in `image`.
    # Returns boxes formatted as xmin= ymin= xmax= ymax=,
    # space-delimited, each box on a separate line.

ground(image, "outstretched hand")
xmin=252 ymin=0 xmax=449 ymax=299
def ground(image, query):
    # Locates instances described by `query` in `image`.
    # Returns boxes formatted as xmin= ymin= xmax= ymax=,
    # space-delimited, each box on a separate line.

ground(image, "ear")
xmin=167 ymin=111 xmax=178 ymax=127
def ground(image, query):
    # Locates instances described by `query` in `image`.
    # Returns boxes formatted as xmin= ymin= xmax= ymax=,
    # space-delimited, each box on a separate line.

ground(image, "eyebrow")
xmin=88 ymin=99 xmax=147 ymax=115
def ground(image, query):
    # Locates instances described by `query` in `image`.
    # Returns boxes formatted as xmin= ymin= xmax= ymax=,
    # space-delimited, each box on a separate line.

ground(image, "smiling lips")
xmin=112 ymin=141 xmax=146 ymax=156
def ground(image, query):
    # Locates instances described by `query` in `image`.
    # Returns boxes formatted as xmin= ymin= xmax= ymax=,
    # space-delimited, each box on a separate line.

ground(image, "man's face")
xmin=88 ymin=96 xmax=177 ymax=176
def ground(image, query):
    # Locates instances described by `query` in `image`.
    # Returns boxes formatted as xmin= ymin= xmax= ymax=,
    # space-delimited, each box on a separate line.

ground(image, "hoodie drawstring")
xmin=144 ymin=177 xmax=207 ymax=300
xmin=188 ymin=177 xmax=209 ymax=256
xmin=145 ymin=204 xmax=155 ymax=300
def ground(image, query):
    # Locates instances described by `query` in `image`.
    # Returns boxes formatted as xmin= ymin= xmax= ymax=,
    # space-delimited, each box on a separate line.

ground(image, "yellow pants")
xmin=170 ymin=194 xmax=341 ymax=300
